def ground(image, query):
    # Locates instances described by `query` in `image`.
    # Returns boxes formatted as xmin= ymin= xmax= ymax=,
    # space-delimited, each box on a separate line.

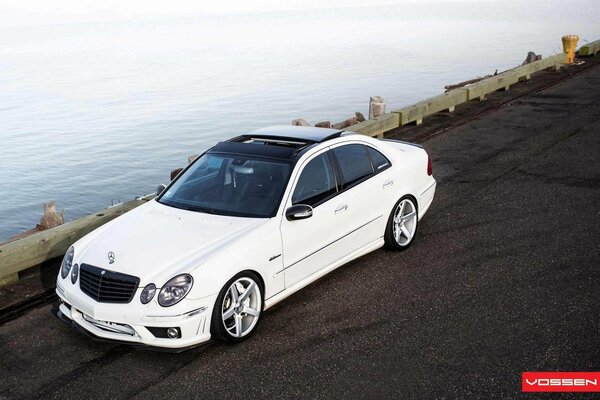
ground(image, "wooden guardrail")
xmin=0 ymin=194 xmax=155 ymax=286
xmin=344 ymin=113 xmax=399 ymax=138
xmin=509 ymin=53 xmax=566 ymax=80
xmin=348 ymin=52 xmax=568 ymax=137
xmin=394 ymin=89 xmax=468 ymax=125
xmin=579 ymin=39 xmax=600 ymax=56
xmin=463 ymin=54 xmax=565 ymax=101
xmin=463 ymin=71 xmax=519 ymax=101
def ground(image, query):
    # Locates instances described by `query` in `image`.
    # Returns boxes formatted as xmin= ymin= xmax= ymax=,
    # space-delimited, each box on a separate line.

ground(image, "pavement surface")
xmin=1 ymin=57 xmax=599 ymax=399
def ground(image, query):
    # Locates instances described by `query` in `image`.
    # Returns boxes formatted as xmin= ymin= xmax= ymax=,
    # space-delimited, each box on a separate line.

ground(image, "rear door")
xmin=280 ymin=149 xmax=351 ymax=288
xmin=330 ymin=143 xmax=394 ymax=248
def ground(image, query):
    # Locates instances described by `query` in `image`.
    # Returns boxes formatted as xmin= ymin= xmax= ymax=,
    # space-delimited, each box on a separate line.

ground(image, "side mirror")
xmin=156 ymin=184 xmax=167 ymax=196
xmin=286 ymin=204 xmax=313 ymax=221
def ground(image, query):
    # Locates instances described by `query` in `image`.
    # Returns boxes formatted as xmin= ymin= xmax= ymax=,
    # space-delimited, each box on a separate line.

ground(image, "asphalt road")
xmin=1 ymin=60 xmax=599 ymax=399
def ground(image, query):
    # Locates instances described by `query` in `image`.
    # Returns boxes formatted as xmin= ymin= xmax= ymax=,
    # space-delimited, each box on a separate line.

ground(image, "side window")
xmin=332 ymin=144 xmax=374 ymax=189
xmin=366 ymin=146 xmax=391 ymax=172
xmin=292 ymin=153 xmax=337 ymax=207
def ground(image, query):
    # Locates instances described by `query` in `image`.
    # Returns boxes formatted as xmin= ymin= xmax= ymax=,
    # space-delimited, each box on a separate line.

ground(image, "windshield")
xmin=158 ymin=153 xmax=292 ymax=218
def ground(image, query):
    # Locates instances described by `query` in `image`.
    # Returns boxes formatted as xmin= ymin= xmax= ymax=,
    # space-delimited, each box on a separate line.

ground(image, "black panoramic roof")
xmin=207 ymin=125 xmax=346 ymax=161
xmin=208 ymin=141 xmax=298 ymax=161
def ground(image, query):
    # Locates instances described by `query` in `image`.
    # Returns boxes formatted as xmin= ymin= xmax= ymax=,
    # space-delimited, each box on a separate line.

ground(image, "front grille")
xmin=79 ymin=263 xmax=140 ymax=303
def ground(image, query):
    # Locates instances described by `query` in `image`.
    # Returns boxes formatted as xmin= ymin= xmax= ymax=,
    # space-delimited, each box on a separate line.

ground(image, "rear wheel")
xmin=211 ymin=272 xmax=263 ymax=343
xmin=384 ymin=196 xmax=418 ymax=250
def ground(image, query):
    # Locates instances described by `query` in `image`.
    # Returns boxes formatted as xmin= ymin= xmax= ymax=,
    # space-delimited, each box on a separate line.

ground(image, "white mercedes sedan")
xmin=55 ymin=126 xmax=436 ymax=350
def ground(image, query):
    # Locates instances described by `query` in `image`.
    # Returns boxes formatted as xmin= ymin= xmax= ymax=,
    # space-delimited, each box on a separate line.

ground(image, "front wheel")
xmin=384 ymin=196 xmax=418 ymax=250
xmin=211 ymin=272 xmax=263 ymax=343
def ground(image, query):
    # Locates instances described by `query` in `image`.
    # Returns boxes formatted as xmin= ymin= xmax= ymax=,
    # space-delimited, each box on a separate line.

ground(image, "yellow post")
xmin=562 ymin=35 xmax=579 ymax=64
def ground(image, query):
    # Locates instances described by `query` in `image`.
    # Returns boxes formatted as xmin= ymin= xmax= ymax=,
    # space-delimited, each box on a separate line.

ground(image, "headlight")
xmin=70 ymin=263 xmax=79 ymax=284
xmin=140 ymin=283 xmax=157 ymax=304
xmin=158 ymin=274 xmax=193 ymax=307
xmin=60 ymin=246 xmax=75 ymax=279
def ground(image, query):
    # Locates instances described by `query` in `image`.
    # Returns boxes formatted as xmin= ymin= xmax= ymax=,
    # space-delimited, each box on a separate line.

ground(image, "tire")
xmin=384 ymin=195 xmax=419 ymax=250
xmin=210 ymin=271 xmax=263 ymax=343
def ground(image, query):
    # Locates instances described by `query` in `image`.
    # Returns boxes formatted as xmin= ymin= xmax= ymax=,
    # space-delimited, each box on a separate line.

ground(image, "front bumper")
xmin=55 ymin=282 xmax=217 ymax=350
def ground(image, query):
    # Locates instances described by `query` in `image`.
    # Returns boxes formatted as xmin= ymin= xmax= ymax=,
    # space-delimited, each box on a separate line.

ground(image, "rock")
xmin=37 ymin=202 xmax=64 ymax=230
xmin=315 ymin=121 xmax=332 ymax=128
xmin=522 ymin=51 xmax=542 ymax=65
xmin=332 ymin=116 xmax=359 ymax=130
xmin=355 ymin=112 xmax=366 ymax=122
xmin=292 ymin=118 xmax=310 ymax=126
xmin=171 ymin=168 xmax=184 ymax=181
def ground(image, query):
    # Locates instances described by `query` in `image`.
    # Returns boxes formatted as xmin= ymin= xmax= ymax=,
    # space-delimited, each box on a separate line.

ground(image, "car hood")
xmin=75 ymin=200 xmax=267 ymax=284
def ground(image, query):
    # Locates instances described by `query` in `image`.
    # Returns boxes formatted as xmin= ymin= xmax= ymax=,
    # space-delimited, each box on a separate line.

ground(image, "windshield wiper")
xmin=158 ymin=200 xmax=196 ymax=212
xmin=159 ymin=199 xmax=264 ymax=218
xmin=160 ymin=200 xmax=225 ymax=215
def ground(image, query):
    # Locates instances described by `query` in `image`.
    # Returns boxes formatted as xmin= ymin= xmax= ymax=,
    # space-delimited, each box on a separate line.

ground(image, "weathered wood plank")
xmin=0 ymin=273 xmax=19 ymax=286
xmin=369 ymin=96 xmax=386 ymax=119
xmin=579 ymin=39 xmax=600 ymax=56
xmin=346 ymin=113 xmax=399 ymax=138
xmin=465 ymin=71 xmax=519 ymax=101
xmin=464 ymin=53 xmax=566 ymax=101
xmin=509 ymin=53 xmax=566 ymax=80
xmin=392 ymin=89 xmax=468 ymax=125
xmin=0 ymin=195 xmax=155 ymax=285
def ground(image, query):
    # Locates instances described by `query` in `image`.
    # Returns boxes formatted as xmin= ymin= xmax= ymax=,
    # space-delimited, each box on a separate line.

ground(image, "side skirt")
xmin=264 ymin=238 xmax=384 ymax=310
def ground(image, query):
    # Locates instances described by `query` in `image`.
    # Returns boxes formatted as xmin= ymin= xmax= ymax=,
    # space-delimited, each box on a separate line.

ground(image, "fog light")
xmin=167 ymin=327 xmax=179 ymax=339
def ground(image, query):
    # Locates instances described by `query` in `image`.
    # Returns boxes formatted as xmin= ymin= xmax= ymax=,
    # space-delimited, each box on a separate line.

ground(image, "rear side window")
xmin=332 ymin=144 xmax=374 ymax=189
xmin=366 ymin=146 xmax=391 ymax=172
xmin=292 ymin=153 xmax=337 ymax=207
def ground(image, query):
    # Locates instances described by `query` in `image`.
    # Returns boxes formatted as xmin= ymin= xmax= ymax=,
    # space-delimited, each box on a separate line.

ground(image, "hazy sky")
xmin=0 ymin=0 xmax=495 ymax=27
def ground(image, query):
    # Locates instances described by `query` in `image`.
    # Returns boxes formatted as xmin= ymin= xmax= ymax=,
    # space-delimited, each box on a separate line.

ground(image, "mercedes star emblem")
xmin=107 ymin=251 xmax=115 ymax=264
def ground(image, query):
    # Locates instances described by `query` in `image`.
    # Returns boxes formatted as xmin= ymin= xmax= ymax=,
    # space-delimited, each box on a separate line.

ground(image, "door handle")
xmin=334 ymin=204 xmax=348 ymax=214
xmin=383 ymin=179 xmax=394 ymax=188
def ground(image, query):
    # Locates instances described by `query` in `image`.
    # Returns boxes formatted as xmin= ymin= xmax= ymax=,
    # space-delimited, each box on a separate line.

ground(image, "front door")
xmin=280 ymin=149 xmax=350 ymax=288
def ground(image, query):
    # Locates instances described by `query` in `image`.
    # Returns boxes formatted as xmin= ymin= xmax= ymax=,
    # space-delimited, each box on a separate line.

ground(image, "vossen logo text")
xmin=522 ymin=372 xmax=600 ymax=392
xmin=525 ymin=379 xmax=597 ymax=387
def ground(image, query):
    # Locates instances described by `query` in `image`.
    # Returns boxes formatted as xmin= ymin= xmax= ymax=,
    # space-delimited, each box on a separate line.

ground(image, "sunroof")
xmin=218 ymin=125 xmax=346 ymax=161
xmin=242 ymin=125 xmax=344 ymax=143
xmin=209 ymin=141 xmax=299 ymax=160
xmin=241 ymin=137 xmax=307 ymax=147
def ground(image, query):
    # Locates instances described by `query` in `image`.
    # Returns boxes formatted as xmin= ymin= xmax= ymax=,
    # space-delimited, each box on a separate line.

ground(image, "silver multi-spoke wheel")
xmin=392 ymin=198 xmax=417 ymax=247
xmin=221 ymin=277 xmax=262 ymax=338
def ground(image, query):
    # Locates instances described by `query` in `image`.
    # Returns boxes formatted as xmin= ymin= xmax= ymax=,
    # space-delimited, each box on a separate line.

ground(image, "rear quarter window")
xmin=366 ymin=146 xmax=392 ymax=172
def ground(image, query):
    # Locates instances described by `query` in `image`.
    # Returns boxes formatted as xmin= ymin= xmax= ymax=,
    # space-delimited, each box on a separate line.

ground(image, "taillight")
xmin=427 ymin=156 xmax=432 ymax=176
